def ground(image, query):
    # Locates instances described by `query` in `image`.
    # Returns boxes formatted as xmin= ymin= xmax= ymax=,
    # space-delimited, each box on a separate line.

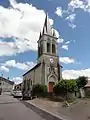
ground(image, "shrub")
xmin=32 ymin=84 xmax=47 ymax=97
xmin=53 ymin=80 xmax=77 ymax=95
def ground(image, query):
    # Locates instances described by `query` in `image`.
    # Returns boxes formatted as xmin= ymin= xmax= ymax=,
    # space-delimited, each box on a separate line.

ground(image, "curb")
xmin=20 ymin=99 xmax=71 ymax=120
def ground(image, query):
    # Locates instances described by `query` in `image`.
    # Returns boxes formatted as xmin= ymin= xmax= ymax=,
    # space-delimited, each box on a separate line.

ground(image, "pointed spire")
xmin=42 ymin=25 xmax=46 ymax=35
xmin=53 ymin=29 xmax=56 ymax=37
xmin=44 ymin=13 xmax=48 ymax=32
xmin=42 ymin=13 xmax=52 ymax=35
xmin=39 ymin=31 xmax=42 ymax=40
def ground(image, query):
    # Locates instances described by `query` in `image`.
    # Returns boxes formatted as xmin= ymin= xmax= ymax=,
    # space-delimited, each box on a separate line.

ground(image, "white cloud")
xmin=69 ymin=23 xmax=76 ymax=29
xmin=64 ymin=40 xmax=75 ymax=45
xmin=49 ymin=18 xmax=54 ymax=26
xmin=0 ymin=40 xmax=18 ymax=56
xmin=15 ymin=61 xmax=36 ymax=70
xmin=68 ymin=0 xmax=90 ymax=13
xmin=64 ymin=40 xmax=71 ymax=44
xmin=0 ymin=66 xmax=9 ymax=72
xmin=66 ymin=13 xmax=76 ymax=22
xmin=61 ymin=40 xmax=75 ymax=50
xmin=0 ymin=0 xmax=60 ymax=56
xmin=0 ymin=59 xmax=36 ymax=73
xmin=55 ymin=0 xmax=90 ymax=29
xmin=55 ymin=7 xmax=63 ymax=17
xmin=68 ymin=0 xmax=85 ymax=12
xmin=5 ymin=60 xmax=16 ymax=68
xmin=52 ymin=29 xmax=61 ymax=43
xmin=62 ymin=44 xmax=68 ymax=50
xmin=3 ymin=60 xmax=36 ymax=71
xmin=66 ymin=13 xmax=76 ymax=29
xmin=12 ymin=77 xmax=22 ymax=84
xmin=87 ymin=0 xmax=90 ymax=5
xmin=62 ymin=68 xmax=90 ymax=79
xmin=60 ymin=57 xmax=75 ymax=64
xmin=58 ymin=38 xmax=64 ymax=43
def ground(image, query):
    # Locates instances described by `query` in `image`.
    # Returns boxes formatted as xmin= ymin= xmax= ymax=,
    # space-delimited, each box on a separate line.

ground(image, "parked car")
xmin=22 ymin=90 xmax=32 ymax=100
xmin=13 ymin=90 xmax=22 ymax=98
xmin=11 ymin=90 xmax=15 ymax=96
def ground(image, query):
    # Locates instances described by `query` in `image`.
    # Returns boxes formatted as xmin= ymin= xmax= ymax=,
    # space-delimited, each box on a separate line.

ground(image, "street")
xmin=0 ymin=93 xmax=46 ymax=120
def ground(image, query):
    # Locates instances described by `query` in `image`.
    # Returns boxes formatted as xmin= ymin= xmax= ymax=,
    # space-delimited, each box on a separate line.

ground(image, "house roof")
xmin=0 ymin=77 xmax=14 ymax=85
xmin=85 ymin=80 xmax=90 ymax=87
xmin=23 ymin=63 xmax=41 ymax=76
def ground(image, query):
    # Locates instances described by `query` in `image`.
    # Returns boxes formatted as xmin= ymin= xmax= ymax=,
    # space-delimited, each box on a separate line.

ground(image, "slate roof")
xmin=0 ymin=77 xmax=14 ymax=85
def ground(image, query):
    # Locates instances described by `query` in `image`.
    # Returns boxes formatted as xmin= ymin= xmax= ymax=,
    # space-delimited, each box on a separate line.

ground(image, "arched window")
xmin=40 ymin=42 xmax=43 ymax=55
xmin=47 ymin=43 xmax=50 ymax=52
xmin=31 ymin=80 xmax=32 ymax=86
xmin=27 ymin=79 xmax=30 ymax=90
xmin=38 ymin=45 xmax=40 ymax=57
xmin=52 ymin=44 xmax=56 ymax=53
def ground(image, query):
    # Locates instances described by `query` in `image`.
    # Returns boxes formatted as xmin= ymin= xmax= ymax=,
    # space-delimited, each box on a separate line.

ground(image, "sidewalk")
xmin=25 ymin=98 xmax=70 ymax=120
xmin=25 ymin=98 xmax=90 ymax=120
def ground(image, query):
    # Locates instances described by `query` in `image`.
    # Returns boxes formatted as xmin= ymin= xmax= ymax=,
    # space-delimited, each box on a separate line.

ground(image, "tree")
xmin=76 ymin=76 xmax=88 ymax=88
xmin=66 ymin=80 xmax=77 ymax=92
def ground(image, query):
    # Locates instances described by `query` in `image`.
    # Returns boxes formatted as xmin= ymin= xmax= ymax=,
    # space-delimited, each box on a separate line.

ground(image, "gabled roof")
xmin=0 ymin=77 xmax=14 ymax=85
xmin=23 ymin=63 xmax=41 ymax=76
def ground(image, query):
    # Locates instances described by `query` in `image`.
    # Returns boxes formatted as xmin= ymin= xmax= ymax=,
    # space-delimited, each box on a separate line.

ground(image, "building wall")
xmin=34 ymin=65 xmax=42 ymax=84
xmin=1 ymin=81 xmax=13 ymax=92
xmin=23 ymin=64 xmax=42 ymax=88
xmin=38 ymin=54 xmax=60 ymax=81
xmin=84 ymin=87 xmax=90 ymax=96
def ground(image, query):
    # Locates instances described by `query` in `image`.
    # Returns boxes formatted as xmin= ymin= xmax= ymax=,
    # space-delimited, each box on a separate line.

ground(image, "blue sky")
xmin=0 ymin=0 xmax=90 ymax=83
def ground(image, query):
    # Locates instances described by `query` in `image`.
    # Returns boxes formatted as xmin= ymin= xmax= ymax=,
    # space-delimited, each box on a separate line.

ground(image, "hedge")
xmin=53 ymin=80 xmax=77 ymax=95
xmin=32 ymin=84 xmax=47 ymax=97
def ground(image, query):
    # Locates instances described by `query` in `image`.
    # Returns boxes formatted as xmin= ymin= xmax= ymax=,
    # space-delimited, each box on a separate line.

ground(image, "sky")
xmin=0 ymin=0 xmax=90 ymax=84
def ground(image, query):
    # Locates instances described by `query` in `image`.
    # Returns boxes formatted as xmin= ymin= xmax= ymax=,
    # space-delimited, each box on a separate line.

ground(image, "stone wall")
xmin=84 ymin=87 xmax=90 ymax=97
xmin=23 ymin=64 xmax=42 ymax=86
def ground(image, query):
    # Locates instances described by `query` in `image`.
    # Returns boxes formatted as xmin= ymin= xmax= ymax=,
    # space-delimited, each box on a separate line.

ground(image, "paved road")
xmin=0 ymin=93 xmax=46 ymax=120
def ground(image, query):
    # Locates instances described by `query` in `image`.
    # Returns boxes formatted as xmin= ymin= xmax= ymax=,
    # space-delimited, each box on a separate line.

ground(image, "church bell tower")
xmin=37 ymin=14 xmax=62 ymax=92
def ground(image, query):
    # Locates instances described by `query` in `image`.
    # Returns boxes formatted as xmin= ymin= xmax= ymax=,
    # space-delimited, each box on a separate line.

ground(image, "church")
xmin=23 ymin=14 xmax=62 ymax=93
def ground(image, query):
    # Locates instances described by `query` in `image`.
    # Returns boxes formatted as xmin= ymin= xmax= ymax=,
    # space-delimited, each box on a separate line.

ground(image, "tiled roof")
xmin=85 ymin=80 xmax=90 ymax=87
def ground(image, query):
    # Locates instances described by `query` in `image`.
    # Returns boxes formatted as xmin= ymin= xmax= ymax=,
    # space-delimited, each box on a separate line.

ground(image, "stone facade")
xmin=23 ymin=14 xmax=62 ymax=92
xmin=0 ymin=77 xmax=14 ymax=92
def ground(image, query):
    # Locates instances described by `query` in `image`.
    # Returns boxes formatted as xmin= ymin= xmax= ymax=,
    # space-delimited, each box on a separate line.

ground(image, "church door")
xmin=48 ymin=82 xmax=54 ymax=93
